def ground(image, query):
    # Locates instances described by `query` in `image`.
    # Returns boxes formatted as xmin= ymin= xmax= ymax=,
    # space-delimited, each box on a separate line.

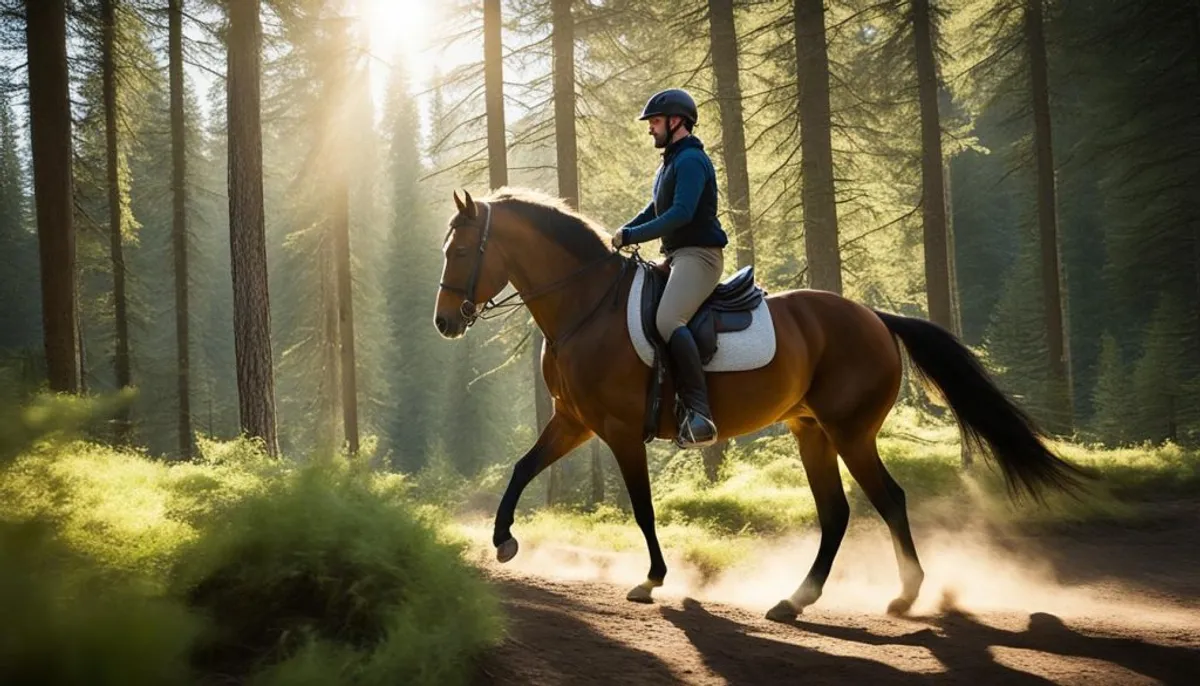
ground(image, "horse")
xmin=432 ymin=187 xmax=1087 ymax=620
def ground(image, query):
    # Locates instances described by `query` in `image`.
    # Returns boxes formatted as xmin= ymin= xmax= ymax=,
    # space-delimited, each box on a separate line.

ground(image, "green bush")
xmin=174 ymin=458 xmax=503 ymax=686
xmin=0 ymin=519 xmax=200 ymax=686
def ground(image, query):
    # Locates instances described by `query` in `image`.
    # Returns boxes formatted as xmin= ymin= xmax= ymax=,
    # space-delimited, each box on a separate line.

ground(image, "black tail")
xmin=874 ymin=310 xmax=1089 ymax=501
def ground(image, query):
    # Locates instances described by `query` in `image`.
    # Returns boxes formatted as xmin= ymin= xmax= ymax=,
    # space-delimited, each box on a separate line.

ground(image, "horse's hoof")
xmin=496 ymin=537 xmax=518 ymax=564
xmin=887 ymin=595 xmax=915 ymax=616
xmin=765 ymin=599 xmax=799 ymax=623
xmin=626 ymin=580 xmax=660 ymax=604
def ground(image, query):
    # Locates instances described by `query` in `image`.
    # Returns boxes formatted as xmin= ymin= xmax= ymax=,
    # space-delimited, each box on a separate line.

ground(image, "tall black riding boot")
xmin=667 ymin=326 xmax=718 ymax=449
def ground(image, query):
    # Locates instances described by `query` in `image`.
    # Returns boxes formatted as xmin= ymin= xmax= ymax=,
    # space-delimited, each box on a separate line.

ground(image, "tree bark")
xmin=169 ymin=0 xmax=191 ymax=457
xmin=1025 ymin=0 xmax=1071 ymax=431
xmin=26 ymin=0 xmax=79 ymax=393
xmin=794 ymin=0 xmax=841 ymax=294
xmin=553 ymin=0 xmax=579 ymax=209
xmin=708 ymin=0 xmax=755 ymax=270
xmin=913 ymin=0 xmax=952 ymax=330
xmin=102 ymin=0 xmax=132 ymax=442
xmin=484 ymin=0 xmax=507 ymax=192
xmin=334 ymin=174 xmax=359 ymax=454
xmin=227 ymin=0 xmax=279 ymax=456
xmin=321 ymin=238 xmax=340 ymax=453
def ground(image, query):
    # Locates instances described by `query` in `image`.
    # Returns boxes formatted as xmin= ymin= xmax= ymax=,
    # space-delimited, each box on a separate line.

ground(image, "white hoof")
xmin=496 ymin=537 xmax=518 ymax=563
xmin=626 ymin=579 xmax=661 ymax=604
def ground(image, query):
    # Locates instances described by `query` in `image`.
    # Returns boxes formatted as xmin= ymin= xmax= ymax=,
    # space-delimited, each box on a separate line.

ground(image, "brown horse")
xmin=432 ymin=187 xmax=1086 ymax=620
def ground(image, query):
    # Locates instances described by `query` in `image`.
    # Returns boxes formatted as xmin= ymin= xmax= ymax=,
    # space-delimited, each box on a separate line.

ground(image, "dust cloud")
xmin=457 ymin=513 xmax=1199 ymax=633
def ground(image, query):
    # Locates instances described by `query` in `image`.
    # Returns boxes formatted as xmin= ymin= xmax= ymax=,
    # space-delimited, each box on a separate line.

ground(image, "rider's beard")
xmin=653 ymin=129 xmax=669 ymax=148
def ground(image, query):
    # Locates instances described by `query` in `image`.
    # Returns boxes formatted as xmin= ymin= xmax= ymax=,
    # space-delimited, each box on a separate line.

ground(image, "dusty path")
xmin=470 ymin=503 xmax=1200 ymax=684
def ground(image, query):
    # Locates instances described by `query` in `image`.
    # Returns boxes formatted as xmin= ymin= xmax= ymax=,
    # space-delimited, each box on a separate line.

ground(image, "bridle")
xmin=439 ymin=199 xmax=631 ymax=347
xmin=439 ymin=202 xmax=496 ymax=325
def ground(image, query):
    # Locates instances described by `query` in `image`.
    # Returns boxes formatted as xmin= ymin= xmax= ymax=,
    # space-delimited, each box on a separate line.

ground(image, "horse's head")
xmin=433 ymin=190 xmax=510 ymax=338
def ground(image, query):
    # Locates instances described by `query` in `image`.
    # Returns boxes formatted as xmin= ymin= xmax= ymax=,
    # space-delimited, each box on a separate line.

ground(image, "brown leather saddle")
xmin=639 ymin=262 xmax=767 ymax=442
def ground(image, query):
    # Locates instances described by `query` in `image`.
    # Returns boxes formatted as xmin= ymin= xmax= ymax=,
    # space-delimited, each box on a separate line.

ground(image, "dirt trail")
xmin=470 ymin=503 xmax=1200 ymax=685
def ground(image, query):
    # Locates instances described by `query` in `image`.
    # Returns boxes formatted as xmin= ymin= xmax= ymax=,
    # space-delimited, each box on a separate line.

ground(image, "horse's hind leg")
xmin=766 ymin=418 xmax=848 ymax=622
xmin=834 ymin=431 xmax=925 ymax=615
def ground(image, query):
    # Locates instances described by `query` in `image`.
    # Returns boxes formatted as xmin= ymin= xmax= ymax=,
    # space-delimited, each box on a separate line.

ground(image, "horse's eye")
xmin=454 ymin=246 xmax=469 ymax=257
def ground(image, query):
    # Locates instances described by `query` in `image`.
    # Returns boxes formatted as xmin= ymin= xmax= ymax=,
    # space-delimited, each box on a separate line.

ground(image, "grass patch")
xmin=0 ymin=394 xmax=504 ymax=686
xmin=175 ymin=458 xmax=503 ymax=686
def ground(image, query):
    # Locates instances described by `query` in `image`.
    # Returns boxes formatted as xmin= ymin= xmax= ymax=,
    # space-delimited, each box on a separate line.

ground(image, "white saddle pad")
xmin=626 ymin=265 xmax=777 ymax=372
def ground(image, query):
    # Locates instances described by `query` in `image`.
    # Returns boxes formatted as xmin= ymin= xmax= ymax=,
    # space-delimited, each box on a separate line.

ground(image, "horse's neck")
xmin=504 ymin=236 xmax=625 ymax=347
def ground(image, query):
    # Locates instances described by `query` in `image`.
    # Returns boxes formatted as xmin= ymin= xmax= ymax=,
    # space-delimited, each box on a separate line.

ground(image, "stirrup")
xmin=675 ymin=409 xmax=717 ymax=449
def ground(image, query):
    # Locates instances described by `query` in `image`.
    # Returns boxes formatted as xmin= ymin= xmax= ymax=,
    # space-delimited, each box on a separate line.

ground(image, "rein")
xmin=440 ymin=200 xmax=633 ymax=349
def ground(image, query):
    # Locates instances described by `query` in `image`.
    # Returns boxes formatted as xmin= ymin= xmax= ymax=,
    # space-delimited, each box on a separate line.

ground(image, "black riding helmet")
xmin=639 ymin=89 xmax=698 ymax=142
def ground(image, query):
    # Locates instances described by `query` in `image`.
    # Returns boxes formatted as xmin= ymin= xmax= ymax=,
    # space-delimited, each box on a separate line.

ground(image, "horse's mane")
xmin=484 ymin=187 xmax=615 ymax=263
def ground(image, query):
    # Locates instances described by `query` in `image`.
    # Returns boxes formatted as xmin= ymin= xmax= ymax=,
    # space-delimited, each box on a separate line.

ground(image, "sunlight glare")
xmin=361 ymin=0 xmax=436 ymax=91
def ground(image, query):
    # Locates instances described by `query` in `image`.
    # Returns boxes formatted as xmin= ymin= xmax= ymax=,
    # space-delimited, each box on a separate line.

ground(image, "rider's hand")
xmin=611 ymin=228 xmax=627 ymax=249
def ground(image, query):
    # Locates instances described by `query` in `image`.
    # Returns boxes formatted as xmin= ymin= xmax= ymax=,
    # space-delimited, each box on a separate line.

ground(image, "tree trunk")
xmin=913 ymin=0 xmax=952 ymax=330
xmin=102 ymin=0 xmax=132 ymax=442
xmin=794 ymin=0 xmax=841 ymax=294
xmin=227 ymin=0 xmax=279 ymax=456
xmin=334 ymin=175 xmax=359 ymax=454
xmin=1025 ymin=0 xmax=1071 ymax=432
xmin=322 ymin=239 xmax=340 ymax=454
xmin=708 ymin=0 xmax=754 ymax=270
xmin=549 ymin=0 xmax=579 ymax=506
xmin=553 ymin=0 xmax=579 ymax=209
xmin=484 ymin=0 xmax=507 ymax=192
xmin=701 ymin=440 xmax=727 ymax=482
xmin=590 ymin=440 xmax=604 ymax=505
xmin=26 ymin=0 xmax=79 ymax=393
xmin=169 ymin=0 xmax=191 ymax=458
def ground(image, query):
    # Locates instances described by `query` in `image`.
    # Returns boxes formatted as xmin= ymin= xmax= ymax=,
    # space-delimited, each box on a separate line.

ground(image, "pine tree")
xmin=0 ymin=89 xmax=40 ymax=356
xmin=1131 ymin=295 xmax=1193 ymax=445
xmin=1089 ymin=332 xmax=1127 ymax=447
xmin=382 ymin=59 xmax=444 ymax=472
xmin=226 ymin=0 xmax=279 ymax=455
xmin=26 ymin=0 xmax=79 ymax=392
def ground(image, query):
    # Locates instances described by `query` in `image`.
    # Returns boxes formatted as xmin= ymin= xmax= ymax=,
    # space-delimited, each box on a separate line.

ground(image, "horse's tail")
xmin=873 ymin=309 xmax=1090 ymax=501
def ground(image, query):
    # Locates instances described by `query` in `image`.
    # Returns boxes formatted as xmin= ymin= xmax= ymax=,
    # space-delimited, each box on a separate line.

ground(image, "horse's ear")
xmin=462 ymin=189 xmax=477 ymax=219
xmin=453 ymin=190 xmax=465 ymax=213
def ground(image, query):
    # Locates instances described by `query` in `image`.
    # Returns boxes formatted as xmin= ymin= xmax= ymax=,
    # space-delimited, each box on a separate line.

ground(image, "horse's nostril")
xmin=435 ymin=316 xmax=448 ymax=334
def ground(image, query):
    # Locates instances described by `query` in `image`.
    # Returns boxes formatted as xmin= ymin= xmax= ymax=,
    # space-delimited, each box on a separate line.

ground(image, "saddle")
xmin=640 ymin=264 xmax=765 ymax=361
xmin=639 ymin=262 xmax=767 ymax=442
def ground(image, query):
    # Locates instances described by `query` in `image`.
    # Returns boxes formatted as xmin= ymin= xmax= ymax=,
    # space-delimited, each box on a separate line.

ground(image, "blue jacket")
xmin=620 ymin=135 xmax=729 ymax=252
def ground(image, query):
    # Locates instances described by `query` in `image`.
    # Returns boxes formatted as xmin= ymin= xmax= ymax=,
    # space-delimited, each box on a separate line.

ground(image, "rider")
xmin=610 ymin=88 xmax=728 ymax=449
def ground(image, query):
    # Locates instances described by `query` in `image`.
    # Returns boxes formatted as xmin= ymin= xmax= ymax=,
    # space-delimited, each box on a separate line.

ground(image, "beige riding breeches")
xmin=656 ymin=246 xmax=725 ymax=341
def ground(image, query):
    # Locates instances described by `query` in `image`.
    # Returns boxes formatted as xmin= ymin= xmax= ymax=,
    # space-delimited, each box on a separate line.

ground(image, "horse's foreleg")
xmin=493 ymin=411 xmax=591 ymax=561
xmin=610 ymin=438 xmax=667 ymax=603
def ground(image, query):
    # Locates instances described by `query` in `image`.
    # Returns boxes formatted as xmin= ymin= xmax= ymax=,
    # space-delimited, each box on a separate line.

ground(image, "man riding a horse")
xmin=611 ymin=88 xmax=728 ymax=450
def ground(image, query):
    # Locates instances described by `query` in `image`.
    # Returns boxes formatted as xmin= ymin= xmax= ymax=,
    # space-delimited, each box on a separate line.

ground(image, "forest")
xmin=0 ymin=0 xmax=1197 ymax=683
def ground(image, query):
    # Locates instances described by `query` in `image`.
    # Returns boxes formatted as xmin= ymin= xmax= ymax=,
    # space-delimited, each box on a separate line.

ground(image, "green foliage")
xmin=0 ymin=395 xmax=503 ymax=686
xmin=174 ymin=458 xmax=502 ymax=686
xmin=0 ymin=519 xmax=200 ymax=686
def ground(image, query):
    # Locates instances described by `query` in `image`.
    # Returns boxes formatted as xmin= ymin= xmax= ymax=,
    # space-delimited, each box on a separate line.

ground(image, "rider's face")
xmin=647 ymin=115 xmax=674 ymax=148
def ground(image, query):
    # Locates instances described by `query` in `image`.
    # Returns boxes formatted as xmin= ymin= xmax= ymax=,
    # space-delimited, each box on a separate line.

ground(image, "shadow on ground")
xmin=662 ymin=597 xmax=1200 ymax=685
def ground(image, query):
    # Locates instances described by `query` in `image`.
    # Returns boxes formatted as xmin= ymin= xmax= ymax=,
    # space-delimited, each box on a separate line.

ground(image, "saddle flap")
xmin=713 ymin=310 xmax=753 ymax=333
xmin=707 ymin=266 xmax=764 ymax=312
